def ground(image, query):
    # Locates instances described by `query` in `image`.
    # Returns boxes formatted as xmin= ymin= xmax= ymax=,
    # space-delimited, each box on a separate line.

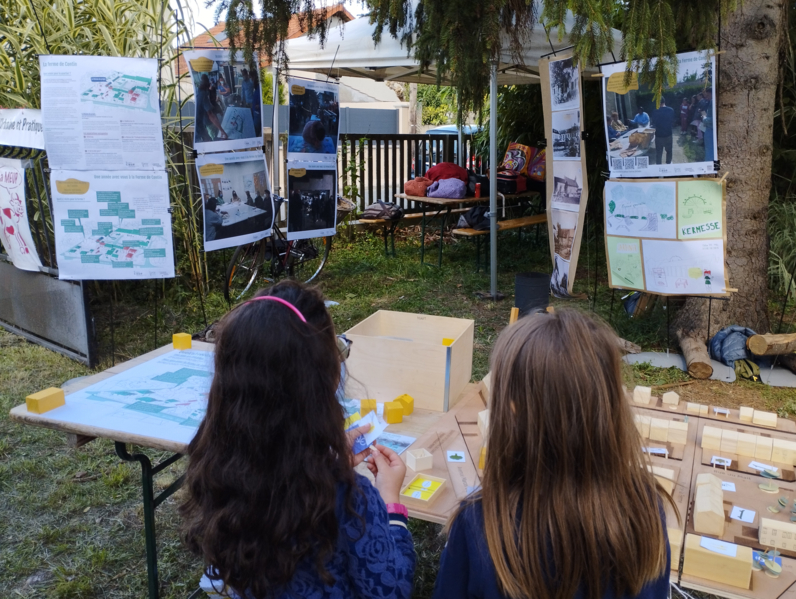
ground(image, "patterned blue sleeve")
xmin=339 ymin=475 xmax=416 ymax=599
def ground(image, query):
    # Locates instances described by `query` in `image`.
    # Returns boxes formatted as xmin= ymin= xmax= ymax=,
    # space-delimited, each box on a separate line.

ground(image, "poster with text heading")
xmin=287 ymin=78 xmax=339 ymax=162
xmin=0 ymin=158 xmax=43 ymax=271
xmin=50 ymin=170 xmax=175 ymax=280
xmin=39 ymin=55 xmax=165 ymax=171
xmin=286 ymin=162 xmax=337 ymax=241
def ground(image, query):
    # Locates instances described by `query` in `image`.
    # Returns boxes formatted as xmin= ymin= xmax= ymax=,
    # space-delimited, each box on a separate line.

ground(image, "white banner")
xmin=286 ymin=161 xmax=337 ymax=240
xmin=0 ymin=109 xmax=45 ymax=150
xmin=39 ymin=55 xmax=165 ymax=171
xmin=50 ymin=169 xmax=175 ymax=280
xmin=0 ymin=158 xmax=43 ymax=271
xmin=287 ymin=78 xmax=339 ymax=162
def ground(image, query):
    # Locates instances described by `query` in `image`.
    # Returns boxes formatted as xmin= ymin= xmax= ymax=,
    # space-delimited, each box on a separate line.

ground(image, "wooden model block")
xmin=736 ymin=432 xmax=757 ymax=458
xmin=760 ymin=517 xmax=796 ymax=551
xmin=701 ymin=426 xmax=723 ymax=452
xmin=479 ymin=445 xmax=486 ymax=469
xmin=649 ymin=418 xmax=669 ymax=443
xmin=649 ymin=465 xmax=675 ymax=495
xmin=360 ymin=399 xmax=377 ymax=416
xmin=682 ymin=534 xmax=752 ymax=589
xmin=739 ymin=406 xmax=754 ymax=423
xmin=172 ymin=332 xmax=192 ymax=349
xmin=662 ymin=391 xmax=680 ymax=407
xmin=772 ymin=439 xmax=796 ymax=466
xmin=669 ymin=527 xmax=684 ymax=566
xmin=406 ymin=448 xmax=433 ymax=472
xmin=686 ymin=402 xmax=701 ymax=414
xmin=400 ymin=473 xmax=447 ymax=506
xmin=694 ymin=474 xmax=725 ymax=537
xmin=477 ymin=409 xmax=490 ymax=440
xmin=384 ymin=401 xmax=403 ymax=424
xmin=25 ymin=387 xmax=65 ymax=414
xmin=633 ymin=386 xmax=652 ymax=405
xmin=634 ymin=415 xmax=651 ymax=438
xmin=668 ymin=421 xmax=688 ymax=445
xmin=753 ymin=409 xmax=778 ymax=428
xmin=719 ymin=430 xmax=738 ymax=455
xmin=394 ymin=394 xmax=414 ymax=415
xmin=755 ymin=435 xmax=773 ymax=461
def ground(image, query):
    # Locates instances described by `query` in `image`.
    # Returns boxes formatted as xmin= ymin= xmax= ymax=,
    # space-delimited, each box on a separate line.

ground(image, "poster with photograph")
xmin=287 ymin=78 xmax=339 ymax=162
xmin=551 ymin=110 xmax=581 ymax=160
xmin=550 ymin=162 xmax=583 ymax=212
xmin=286 ymin=162 xmax=337 ymax=240
xmin=0 ymin=158 xmax=42 ymax=271
xmin=550 ymin=209 xmax=578 ymax=296
xmin=549 ymin=57 xmax=580 ymax=111
xmin=39 ymin=55 xmax=165 ymax=171
xmin=49 ymin=169 xmax=175 ymax=280
xmin=183 ymin=50 xmax=263 ymax=154
xmin=196 ymin=151 xmax=273 ymax=252
xmin=601 ymin=50 xmax=717 ymax=178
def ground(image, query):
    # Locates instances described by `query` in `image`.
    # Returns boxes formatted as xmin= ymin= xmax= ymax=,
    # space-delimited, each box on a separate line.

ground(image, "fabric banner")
xmin=0 ymin=158 xmax=43 ymax=271
xmin=287 ymin=78 xmax=340 ymax=162
xmin=539 ymin=54 xmax=589 ymax=298
xmin=0 ymin=109 xmax=45 ymax=150
xmin=286 ymin=161 xmax=337 ymax=240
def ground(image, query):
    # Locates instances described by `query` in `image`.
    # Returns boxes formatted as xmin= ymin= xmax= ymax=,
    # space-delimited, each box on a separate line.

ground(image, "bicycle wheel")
xmin=224 ymin=240 xmax=266 ymax=303
xmin=285 ymin=235 xmax=332 ymax=283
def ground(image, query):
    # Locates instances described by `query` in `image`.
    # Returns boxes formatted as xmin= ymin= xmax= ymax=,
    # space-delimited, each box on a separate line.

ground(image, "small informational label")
xmin=721 ymin=482 xmax=736 ymax=492
xmin=700 ymin=537 xmax=738 ymax=557
xmin=713 ymin=407 xmax=730 ymax=416
xmin=749 ymin=461 xmax=778 ymax=473
xmin=421 ymin=480 xmax=432 ymax=489
xmin=447 ymin=451 xmax=466 ymax=463
xmin=411 ymin=490 xmax=422 ymax=499
xmin=730 ymin=506 xmax=756 ymax=523
xmin=711 ymin=456 xmax=732 ymax=467
xmin=643 ymin=447 xmax=669 ymax=456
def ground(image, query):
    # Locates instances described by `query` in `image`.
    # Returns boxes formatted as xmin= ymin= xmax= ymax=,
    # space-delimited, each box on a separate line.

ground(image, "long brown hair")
xmin=180 ymin=281 xmax=357 ymax=597
xmin=465 ymin=309 xmax=675 ymax=599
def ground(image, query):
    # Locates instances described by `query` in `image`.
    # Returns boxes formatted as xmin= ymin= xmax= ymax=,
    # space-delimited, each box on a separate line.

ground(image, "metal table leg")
xmin=420 ymin=205 xmax=427 ymax=265
xmin=437 ymin=207 xmax=451 ymax=267
xmin=115 ymin=442 xmax=186 ymax=599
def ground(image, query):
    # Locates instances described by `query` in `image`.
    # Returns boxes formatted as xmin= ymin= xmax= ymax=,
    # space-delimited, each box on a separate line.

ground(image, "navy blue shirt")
xmin=653 ymin=106 xmax=676 ymax=138
xmin=432 ymin=500 xmax=670 ymax=599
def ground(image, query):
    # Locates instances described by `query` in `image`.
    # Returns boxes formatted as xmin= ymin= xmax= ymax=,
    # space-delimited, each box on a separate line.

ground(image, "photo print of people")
xmin=287 ymin=78 xmax=340 ymax=163
xmin=286 ymin=162 xmax=337 ymax=241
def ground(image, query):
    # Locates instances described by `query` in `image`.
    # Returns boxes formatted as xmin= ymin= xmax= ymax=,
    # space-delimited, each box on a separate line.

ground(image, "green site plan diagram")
xmin=81 ymin=72 xmax=156 ymax=113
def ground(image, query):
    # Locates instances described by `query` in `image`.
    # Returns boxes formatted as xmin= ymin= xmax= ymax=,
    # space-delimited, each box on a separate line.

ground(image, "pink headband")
xmin=243 ymin=296 xmax=307 ymax=323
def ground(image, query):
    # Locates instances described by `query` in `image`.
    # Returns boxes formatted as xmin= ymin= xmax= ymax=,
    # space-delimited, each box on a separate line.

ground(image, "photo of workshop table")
xmin=608 ymin=126 xmax=656 ymax=165
xmin=218 ymin=202 xmax=265 ymax=226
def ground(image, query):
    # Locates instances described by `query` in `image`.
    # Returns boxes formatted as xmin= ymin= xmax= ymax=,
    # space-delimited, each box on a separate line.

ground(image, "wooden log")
xmin=676 ymin=330 xmax=713 ymax=379
xmin=747 ymin=333 xmax=796 ymax=356
xmin=617 ymin=337 xmax=641 ymax=354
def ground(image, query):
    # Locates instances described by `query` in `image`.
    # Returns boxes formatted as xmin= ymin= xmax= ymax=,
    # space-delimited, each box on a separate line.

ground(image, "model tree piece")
xmin=682 ymin=534 xmax=753 ymax=589
xmin=662 ymin=391 xmax=680 ymax=407
xmin=753 ymin=410 xmax=778 ymax=428
xmin=406 ymin=448 xmax=433 ymax=472
xmin=633 ymin=386 xmax=652 ymax=405
xmin=739 ymin=406 xmax=754 ymax=423
xmin=694 ymin=473 xmax=725 ymax=537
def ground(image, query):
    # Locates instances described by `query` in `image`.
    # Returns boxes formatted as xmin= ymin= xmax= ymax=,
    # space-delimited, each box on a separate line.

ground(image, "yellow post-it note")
xmin=442 ymin=338 xmax=454 ymax=346
xmin=26 ymin=387 xmax=65 ymax=414
xmin=173 ymin=333 xmax=192 ymax=350
xmin=344 ymin=412 xmax=362 ymax=429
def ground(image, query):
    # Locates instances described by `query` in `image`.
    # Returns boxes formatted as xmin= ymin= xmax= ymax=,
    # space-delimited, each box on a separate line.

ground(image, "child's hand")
xmin=365 ymin=444 xmax=406 ymax=505
xmin=346 ymin=424 xmax=372 ymax=467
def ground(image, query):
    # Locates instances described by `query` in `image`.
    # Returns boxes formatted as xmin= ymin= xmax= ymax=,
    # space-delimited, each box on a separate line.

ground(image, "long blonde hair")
xmin=458 ymin=310 xmax=675 ymax=599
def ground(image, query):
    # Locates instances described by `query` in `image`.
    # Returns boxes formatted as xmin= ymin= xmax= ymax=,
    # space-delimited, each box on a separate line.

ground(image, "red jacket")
xmin=425 ymin=162 xmax=468 ymax=183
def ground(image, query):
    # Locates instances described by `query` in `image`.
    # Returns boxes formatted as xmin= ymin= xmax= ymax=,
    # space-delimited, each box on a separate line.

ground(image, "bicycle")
xmin=223 ymin=195 xmax=354 ymax=303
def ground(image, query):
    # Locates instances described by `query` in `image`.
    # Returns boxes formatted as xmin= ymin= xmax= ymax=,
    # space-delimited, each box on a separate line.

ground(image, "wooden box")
xmin=344 ymin=310 xmax=474 ymax=412
xmin=400 ymin=473 xmax=447 ymax=506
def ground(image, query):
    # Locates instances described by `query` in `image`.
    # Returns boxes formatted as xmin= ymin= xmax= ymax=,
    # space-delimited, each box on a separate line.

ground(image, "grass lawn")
xmin=2 ymin=225 xmax=795 ymax=598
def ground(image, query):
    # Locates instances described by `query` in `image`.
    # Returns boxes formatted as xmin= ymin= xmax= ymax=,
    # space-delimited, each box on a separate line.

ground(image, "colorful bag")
xmin=404 ymin=176 xmax=432 ymax=197
xmin=425 ymin=162 xmax=469 ymax=183
xmin=496 ymin=170 xmax=527 ymax=194
xmin=499 ymin=142 xmax=534 ymax=176
xmin=527 ymin=148 xmax=546 ymax=181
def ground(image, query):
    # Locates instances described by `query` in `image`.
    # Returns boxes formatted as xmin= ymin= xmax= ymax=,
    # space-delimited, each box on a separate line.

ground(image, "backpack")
xmin=361 ymin=201 xmax=404 ymax=221
xmin=456 ymin=205 xmax=490 ymax=231
xmin=496 ymin=170 xmax=528 ymax=194
xmin=467 ymin=170 xmax=490 ymax=197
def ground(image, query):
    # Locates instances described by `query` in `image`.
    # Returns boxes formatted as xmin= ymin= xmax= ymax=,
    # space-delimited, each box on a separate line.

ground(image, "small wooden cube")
xmin=634 ymin=415 xmax=651 ymax=438
xmin=406 ymin=448 xmax=433 ymax=472
xmin=394 ymin=394 xmax=414 ymax=415
xmin=662 ymin=391 xmax=680 ymax=407
xmin=739 ymin=406 xmax=754 ymax=423
xmin=753 ymin=410 xmax=778 ymax=428
xmin=360 ymin=399 xmax=377 ymax=416
xmin=736 ymin=433 xmax=757 ymax=458
xmin=682 ymin=534 xmax=752 ymax=590
xmin=755 ymin=435 xmax=773 ymax=461
xmin=668 ymin=421 xmax=688 ymax=445
xmin=172 ymin=332 xmax=192 ymax=350
xmin=478 ymin=409 xmax=490 ymax=440
xmin=720 ymin=430 xmax=738 ymax=455
xmin=649 ymin=418 xmax=670 ymax=443
xmin=25 ymin=387 xmax=65 ymax=414
xmin=479 ymin=446 xmax=486 ymax=469
xmin=669 ymin=527 xmax=684 ymax=566
xmin=633 ymin=386 xmax=652 ymax=405
xmin=701 ymin=426 xmax=723 ymax=451
xmin=772 ymin=439 xmax=796 ymax=466
xmin=384 ymin=401 xmax=403 ymax=424
xmin=686 ymin=402 xmax=702 ymax=414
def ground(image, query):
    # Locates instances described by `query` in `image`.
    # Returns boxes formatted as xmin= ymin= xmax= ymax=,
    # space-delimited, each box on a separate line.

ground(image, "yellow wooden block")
xmin=736 ymin=432 xmax=757 ymax=458
xmin=442 ymin=338 xmax=454 ymax=346
xmin=682 ymin=534 xmax=752 ymax=589
xmin=720 ymin=430 xmax=738 ymax=455
xmin=668 ymin=421 xmax=688 ymax=445
xmin=662 ymin=391 xmax=680 ymax=407
xmin=384 ymin=401 xmax=403 ymax=424
xmin=401 ymin=473 xmax=447 ymax=506
xmin=649 ymin=417 xmax=669 ymax=443
xmin=394 ymin=394 xmax=414 ymax=415
xmin=739 ymin=406 xmax=754 ymax=423
xmin=479 ymin=445 xmax=486 ymax=469
xmin=755 ymin=435 xmax=773 ymax=461
xmin=406 ymin=448 xmax=433 ymax=472
xmin=25 ymin=387 xmax=65 ymax=414
xmin=753 ymin=409 xmax=778 ymax=428
xmin=360 ymin=399 xmax=377 ymax=416
xmin=701 ymin=426 xmax=723 ymax=452
xmin=172 ymin=332 xmax=192 ymax=349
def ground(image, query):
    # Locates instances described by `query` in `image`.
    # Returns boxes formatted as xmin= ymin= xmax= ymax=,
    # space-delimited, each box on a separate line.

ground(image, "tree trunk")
xmin=672 ymin=0 xmax=784 ymax=339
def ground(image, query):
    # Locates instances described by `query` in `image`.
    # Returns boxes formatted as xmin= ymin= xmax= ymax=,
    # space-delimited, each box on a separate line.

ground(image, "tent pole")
xmin=457 ymin=89 xmax=463 ymax=167
xmin=272 ymin=66 xmax=280 ymax=195
xmin=489 ymin=60 xmax=499 ymax=298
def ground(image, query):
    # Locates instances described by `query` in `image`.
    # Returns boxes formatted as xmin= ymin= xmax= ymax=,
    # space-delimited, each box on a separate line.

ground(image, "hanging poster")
xmin=604 ymin=178 xmax=728 ymax=296
xmin=183 ymin=50 xmax=264 ymax=154
xmin=601 ymin=50 xmax=717 ymax=178
xmin=49 ymin=169 xmax=175 ymax=280
xmin=287 ymin=78 xmax=339 ymax=162
xmin=39 ymin=56 xmax=165 ymax=171
xmin=0 ymin=158 xmax=42 ymax=271
xmin=540 ymin=53 xmax=588 ymax=298
xmin=196 ymin=151 xmax=273 ymax=252
xmin=0 ymin=109 xmax=45 ymax=150
xmin=286 ymin=162 xmax=337 ymax=240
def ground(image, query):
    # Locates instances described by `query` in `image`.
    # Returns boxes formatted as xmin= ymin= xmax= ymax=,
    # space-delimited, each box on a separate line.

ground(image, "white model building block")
xmin=772 ymin=439 xmax=796 ymax=466
xmin=686 ymin=402 xmax=701 ymax=414
xmin=693 ymin=474 xmax=725 ymax=537
xmin=753 ymin=410 xmax=778 ymax=428
xmin=649 ymin=417 xmax=670 ymax=443
xmin=736 ymin=433 xmax=757 ymax=458
xmin=634 ymin=415 xmax=651 ymax=438
xmin=682 ymin=534 xmax=752 ymax=590
xmin=760 ymin=517 xmax=796 ymax=551
xmin=633 ymin=386 xmax=652 ymax=405
xmin=662 ymin=391 xmax=680 ymax=407
xmin=720 ymin=430 xmax=738 ymax=455
xmin=739 ymin=406 xmax=754 ymax=423
xmin=668 ymin=421 xmax=688 ymax=446
xmin=405 ymin=448 xmax=434 ymax=472
xmin=477 ymin=409 xmax=490 ymax=441
xmin=755 ymin=435 xmax=773 ymax=461
xmin=701 ymin=426 xmax=723 ymax=452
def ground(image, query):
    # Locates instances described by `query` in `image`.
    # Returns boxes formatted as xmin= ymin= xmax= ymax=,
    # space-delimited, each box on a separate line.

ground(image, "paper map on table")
xmin=44 ymin=350 xmax=213 ymax=444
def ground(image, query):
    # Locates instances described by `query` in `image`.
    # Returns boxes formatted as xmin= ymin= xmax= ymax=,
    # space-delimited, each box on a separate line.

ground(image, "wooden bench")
xmin=356 ymin=209 xmax=471 ymax=257
xmin=451 ymin=213 xmax=548 ymax=271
